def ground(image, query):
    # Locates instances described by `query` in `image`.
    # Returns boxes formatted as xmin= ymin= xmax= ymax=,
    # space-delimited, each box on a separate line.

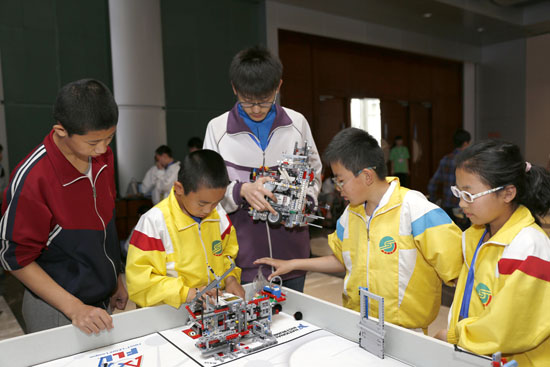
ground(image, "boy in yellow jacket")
xmin=126 ymin=150 xmax=244 ymax=308
xmin=256 ymin=128 xmax=463 ymax=331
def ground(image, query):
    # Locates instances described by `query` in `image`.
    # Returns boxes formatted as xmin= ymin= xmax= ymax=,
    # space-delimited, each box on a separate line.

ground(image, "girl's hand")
xmin=253 ymin=257 xmax=295 ymax=280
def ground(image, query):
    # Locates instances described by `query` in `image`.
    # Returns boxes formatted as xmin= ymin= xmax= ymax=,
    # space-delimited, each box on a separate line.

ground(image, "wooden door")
xmin=315 ymin=96 xmax=349 ymax=158
xmin=409 ymin=102 xmax=433 ymax=193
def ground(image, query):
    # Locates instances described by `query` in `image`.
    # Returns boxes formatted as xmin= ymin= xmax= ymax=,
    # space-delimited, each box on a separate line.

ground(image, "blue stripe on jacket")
xmin=337 ymin=219 xmax=346 ymax=241
xmin=411 ymin=208 xmax=452 ymax=237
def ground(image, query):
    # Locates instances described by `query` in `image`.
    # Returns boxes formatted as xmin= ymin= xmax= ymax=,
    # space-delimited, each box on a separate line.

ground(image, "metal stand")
xmin=358 ymin=287 xmax=385 ymax=359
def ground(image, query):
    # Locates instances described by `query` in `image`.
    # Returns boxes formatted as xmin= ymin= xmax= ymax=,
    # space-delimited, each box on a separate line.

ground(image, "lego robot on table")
xmin=184 ymin=257 xmax=286 ymax=361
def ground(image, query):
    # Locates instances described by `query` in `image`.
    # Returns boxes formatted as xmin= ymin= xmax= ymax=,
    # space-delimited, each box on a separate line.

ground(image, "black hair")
xmin=0 ymin=144 xmax=2 ymax=152
xmin=455 ymin=140 xmax=550 ymax=221
xmin=453 ymin=129 xmax=471 ymax=148
xmin=391 ymin=135 xmax=404 ymax=148
xmin=155 ymin=145 xmax=173 ymax=157
xmin=53 ymin=79 xmax=118 ymax=136
xmin=178 ymin=149 xmax=230 ymax=194
xmin=229 ymin=46 xmax=282 ymax=99
xmin=323 ymin=128 xmax=387 ymax=179
xmin=187 ymin=137 xmax=203 ymax=150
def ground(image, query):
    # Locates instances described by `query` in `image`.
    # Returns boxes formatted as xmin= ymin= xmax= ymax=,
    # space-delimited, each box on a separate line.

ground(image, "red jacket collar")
xmin=43 ymin=129 xmax=112 ymax=186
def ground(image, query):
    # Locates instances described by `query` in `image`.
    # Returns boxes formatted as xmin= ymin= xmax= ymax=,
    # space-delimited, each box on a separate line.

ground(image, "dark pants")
xmin=281 ymin=275 xmax=306 ymax=293
xmin=22 ymin=289 xmax=71 ymax=333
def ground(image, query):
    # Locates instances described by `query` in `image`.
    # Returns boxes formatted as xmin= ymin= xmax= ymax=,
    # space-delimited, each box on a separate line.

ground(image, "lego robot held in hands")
xmin=248 ymin=141 xmax=325 ymax=228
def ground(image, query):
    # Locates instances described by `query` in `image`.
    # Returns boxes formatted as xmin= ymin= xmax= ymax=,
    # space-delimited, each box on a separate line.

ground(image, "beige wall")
xmin=526 ymin=34 xmax=550 ymax=167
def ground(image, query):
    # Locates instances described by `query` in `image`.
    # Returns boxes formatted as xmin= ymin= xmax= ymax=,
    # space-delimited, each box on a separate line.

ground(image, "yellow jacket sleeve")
xmin=221 ymin=225 xmax=241 ymax=288
xmin=456 ymin=265 xmax=550 ymax=355
xmin=409 ymin=201 xmax=463 ymax=285
xmin=327 ymin=231 xmax=344 ymax=264
xmin=327 ymin=209 xmax=348 ymax=265
xmin=125 ymin=214 xmax=189 ymax=308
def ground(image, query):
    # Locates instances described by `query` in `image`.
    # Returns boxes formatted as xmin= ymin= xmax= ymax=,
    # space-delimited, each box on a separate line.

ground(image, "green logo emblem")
xmin=212 ymin=240 xmax=222 ymax=256
xmin=476 ymin=283 xmax=492 ymax=306
xmin=379 ymin=236 xmax=397 ymax=254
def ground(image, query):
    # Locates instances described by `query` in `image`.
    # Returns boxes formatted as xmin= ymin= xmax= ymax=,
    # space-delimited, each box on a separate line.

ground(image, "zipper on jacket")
xmin=356 ymin=202 xmax=393 ymax=290
xmin=363 ymin=201 xmax=404 ymax=289
xmin=92 ymin=165 xmax=117 ymax=286
xmin=197 ymin=224 xmax=212 ymax=282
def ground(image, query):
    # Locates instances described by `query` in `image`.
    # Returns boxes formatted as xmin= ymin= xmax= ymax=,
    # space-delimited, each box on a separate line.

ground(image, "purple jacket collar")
xmin=227 ymin=103 xmax=293 ymax=135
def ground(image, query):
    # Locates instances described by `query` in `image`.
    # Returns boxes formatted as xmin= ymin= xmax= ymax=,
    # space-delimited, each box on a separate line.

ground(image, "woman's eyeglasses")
xmin=450 ymin=185 xmax=504 ymax=203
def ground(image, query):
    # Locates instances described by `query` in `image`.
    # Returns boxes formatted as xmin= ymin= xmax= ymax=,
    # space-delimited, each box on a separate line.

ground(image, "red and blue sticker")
xmin=379 ymin=236 xmax=397 ymax=254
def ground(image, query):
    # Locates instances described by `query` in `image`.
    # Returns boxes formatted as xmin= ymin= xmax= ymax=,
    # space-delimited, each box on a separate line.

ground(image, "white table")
xmin=0 ymin=288 xmax=489 ymax=366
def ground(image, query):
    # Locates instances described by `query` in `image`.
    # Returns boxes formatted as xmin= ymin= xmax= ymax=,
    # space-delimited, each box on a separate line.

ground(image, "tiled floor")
xmin=0 ymin=295 xmax=24 ymax=340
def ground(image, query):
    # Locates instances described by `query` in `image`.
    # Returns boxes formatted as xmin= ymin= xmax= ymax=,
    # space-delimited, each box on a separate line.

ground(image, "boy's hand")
xmin=224 ymin=276 xmax=245 ymax=299
xmin=68 ymin=302 xmax=113 ymax=335
xmin=434 ymin=328 xmax=448 ymax=341
xmin=241 ymin=177 xmax=278 ymax=215
xmin=186 ymin=286 xmax=219 ymax=303
xmin=253 ymin=257 xmax=295 ymax=280
xmin=110 ymin=274 xmax=128 ymax=311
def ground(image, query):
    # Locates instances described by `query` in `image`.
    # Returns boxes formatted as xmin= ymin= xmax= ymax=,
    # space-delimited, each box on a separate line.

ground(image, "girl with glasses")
xmin=445 ymin=139 xmax=550 ymax=366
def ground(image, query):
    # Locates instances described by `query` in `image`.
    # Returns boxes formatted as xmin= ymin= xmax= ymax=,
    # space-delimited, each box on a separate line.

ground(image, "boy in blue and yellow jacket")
xmin=126 ymin=150 xmax=244 ymax=308
xmin=256 ymin=128 xmax=463 ymax=331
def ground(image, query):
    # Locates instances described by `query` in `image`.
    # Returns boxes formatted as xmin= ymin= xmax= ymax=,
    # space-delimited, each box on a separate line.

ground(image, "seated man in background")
xmin=141 ymin=145 xmax=180 ymax=204
xmin=126 ymin=149 xmax=244 ymax=308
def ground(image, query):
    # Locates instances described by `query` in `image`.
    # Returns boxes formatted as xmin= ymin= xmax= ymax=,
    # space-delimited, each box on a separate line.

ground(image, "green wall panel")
xmin=0 ymin=27 xmax=58 ymax=104
xmin=4 ymin=106 xmax=53 ymax=167
xmin=161 ymin=0 xmax=266 ymax=157
xmin=0 ymin=0 xmax=113 ymax=170
xmin=56 ymin=0 xmax=112 ymax=86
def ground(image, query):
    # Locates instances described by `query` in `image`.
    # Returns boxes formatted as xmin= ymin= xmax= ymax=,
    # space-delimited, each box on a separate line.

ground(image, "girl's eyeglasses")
xmin=450 ymin=185 xmax=504 ymax=203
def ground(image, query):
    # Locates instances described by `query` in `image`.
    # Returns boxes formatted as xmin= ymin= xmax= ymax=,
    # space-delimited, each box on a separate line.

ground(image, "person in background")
xmin=0 ymin=79 xmax=127 ymax=334
xmin=389 ymin=135 xmax=410 ymax=187
xmin=446 ymin=140 xmax=550 ymax=366
xmin=141 ymin=145 xmax=180 ymax=205
xmin=203 ymin=46 xmax=321 ymax=292
xmin=428 ymin=128 xmax=471 ymax=230
xmin=187 ymin=137 xmax=203 ymax=153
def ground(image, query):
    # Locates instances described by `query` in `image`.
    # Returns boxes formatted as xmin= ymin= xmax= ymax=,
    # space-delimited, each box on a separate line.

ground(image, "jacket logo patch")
xmin=379 ymin=236 xmax=397 ymax=254
xmin=212 ymin=240 xmax=223 ymax=256
xmin=476 ymin=283 xmax=492 ymax=306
